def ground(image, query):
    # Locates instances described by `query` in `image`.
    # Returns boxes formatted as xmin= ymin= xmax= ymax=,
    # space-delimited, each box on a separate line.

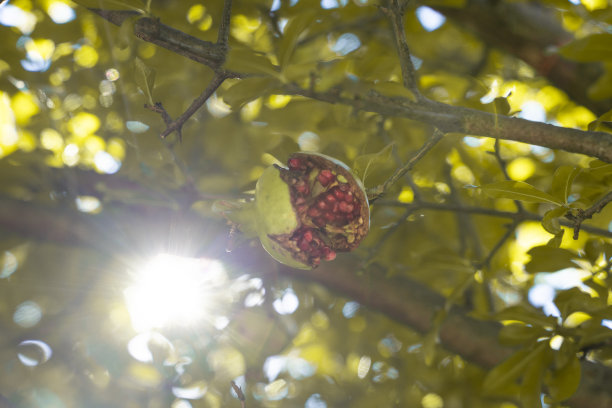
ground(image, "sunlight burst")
xmin=124 ymin=254 xmax=227 ymax=332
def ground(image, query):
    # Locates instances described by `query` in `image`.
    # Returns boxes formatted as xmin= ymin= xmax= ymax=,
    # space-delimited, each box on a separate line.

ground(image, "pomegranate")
xmin=255 ymin=152 xmax=369 ymax=269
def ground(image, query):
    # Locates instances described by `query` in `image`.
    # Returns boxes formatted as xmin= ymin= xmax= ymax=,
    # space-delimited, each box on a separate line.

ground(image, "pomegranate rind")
xmin=260 ymin=234 xmax=312 ymax=270
xmin=255 ymin=165 xmax=312 ymax=269
xmin=255 ymin=165 xmax=299 ymax=236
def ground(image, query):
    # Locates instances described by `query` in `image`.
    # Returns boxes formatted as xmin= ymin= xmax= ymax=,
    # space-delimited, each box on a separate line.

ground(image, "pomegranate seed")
xmin=317 ymin=169 xmax=335 ymax=186
xmin=339 ymin=202 xmax=353 ymax=213
xmin=308 ymin=207 xmax=321 ymax=218
xmin=299 ymin=240 xmax=310 ymax=251
xmin=295 ymin=182 xmax=309 ymax=195
xmin=288 ymin=158 xmax=301 ymax=169
xmin=333 ymin=188 xmax=344 ymax=200
xmin=324 ymin=212 xmax=335 ymax=222
xmin=325 ymin=194 xmax=336 ymax=203
xmin=303 ymin=230 xmax=313 ymax=242
xmin=323 ymin=248 xmax=336 ymax=261
xmin=317 ymin=200 xmax=327 ymax=210
xmin=345 ymin=191 xmax=354 ymax=203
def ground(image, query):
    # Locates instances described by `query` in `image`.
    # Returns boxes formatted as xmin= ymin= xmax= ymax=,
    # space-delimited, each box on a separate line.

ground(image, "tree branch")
xmin=159 ymin=73 xmax=227 ymax=139
xmin=217 ymin=0 xmax=233 ymax=48
xmin=566 ymin=190 xmax=612 ymax=239
xmin=1 ymin=195 xmax=612 ymax=407
xmin=85 ymin=7 xmax=612 ymax=162
xmin=285 ymin=86 xmax=612 ymax=163
xmin=381 ymin=0 xmax=420 ymax=96
xmin=367 ymin=128 xmax=444 ymax=201
xmin=378 ymin=199 xmax=612 ymax=239
xmin=88 ymin=9 xmax=231 ymax=72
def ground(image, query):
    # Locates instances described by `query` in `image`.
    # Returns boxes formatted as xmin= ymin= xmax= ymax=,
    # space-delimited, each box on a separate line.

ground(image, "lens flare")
xmin=124 ymin=254 xmax=227 ymax=332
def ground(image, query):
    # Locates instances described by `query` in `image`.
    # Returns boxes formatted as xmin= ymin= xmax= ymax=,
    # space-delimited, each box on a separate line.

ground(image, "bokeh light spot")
xmin=13 ymin=300 xmax=42 ymax=328
xmin=75 ymin=195 xmax=101 ymax=213
xmin=507 ymin=157 xmax=535 ymax=181
xmin=74 ymin=45 xmax=99 ymax=68
xmin=11 ymin=91 xmax=39 ymax=125
xmin=47 ymin=1 xmax=75 ymax=24
xmin=422 ymin=392 xmax=444 ymax=408
xmin=17 ymin=340 xmax=52 ymax=366
xmin=273 ymin=288 xmax=299 ymax=314
xmin=416 ymin=7 xmax=446 ymax=31
xmin=40 ymin=128 xmax=64 ymax=151
xmin=68 ymin=111 xmax=100 ymax=137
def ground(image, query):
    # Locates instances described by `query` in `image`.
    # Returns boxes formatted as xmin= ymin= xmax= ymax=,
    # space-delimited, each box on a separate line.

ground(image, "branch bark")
xmin=85 ymin=7 xmax=612 ymax=163
xmin=1 ymin=194 xmax=610 ymax=407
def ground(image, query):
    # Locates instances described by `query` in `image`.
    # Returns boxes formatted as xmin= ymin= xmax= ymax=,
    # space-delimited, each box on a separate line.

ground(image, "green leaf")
xmin=559 ymin=33 xmax=612 ymax=62
xmin=134 ymin=57 xmax=156 ymax=106
xmin=546 ymin=230 xmax=564 ymax=248
xmin=369 ymin=81 xmax=417 ymax=101
xmin=525 ymin=246 xmax=576 ymax=274
xmin=494 ymin=305 xmax=557 ymax=328
xmin=521 ymin=344 xmax=550 ymax=408
xmin=352 ymin=143 xmax=395 ymax=184
xmin=222 ymin=77 xmax=277 ymax=109
xmin=224 ymin=46 xmax=281 ymax=78
xmin=541 ymin=206 xmax=568 ymax=235
xmin=576 ymin=324 xmax=612 ymax=349
xmin=585 ymin=160 xmax=612 ymax=180
xmin=278 ymin=11 xmax=316 ymax=70
xmin=546 ymin=356 xmax=581 ymax=402
xmin=554 ymin=287 xmax=604 ymax=320
xmin=499 ymin=323 xmax=543 ymax=346
xmin=422 ymin=329 xmax=438 ymax=367
xmin=551 ymin=166 xmax=581 ymax=203
xmin=481 ymin=180 xmax=563 ymax=205
xmin=72 ymin=0 xmax=146 ymax=12
xmin=482 ymin=343 xmax=546 ymax=396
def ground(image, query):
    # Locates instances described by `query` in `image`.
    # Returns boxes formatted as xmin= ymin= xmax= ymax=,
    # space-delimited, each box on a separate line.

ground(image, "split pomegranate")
xmin=255 ymin=152 xmax=369 ymax=269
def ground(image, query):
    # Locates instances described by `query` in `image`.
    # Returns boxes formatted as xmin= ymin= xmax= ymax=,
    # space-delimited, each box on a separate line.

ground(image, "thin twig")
xmin=376 ymin=117 xmax=423 ymax=201
xmin=377 ymin=200 xmax=612 ymax=238
xmin=444 ymin=163 xmax=482 ymax=258
xmin=367 ymin=129 xmax=444 ymax=201
xmin=218 ymin=0 xmax=233 ymax=48
xmin=231 ymin=381 xmax=246 ymax=408
xmin=382 ymin=0 xmax=420 ymax=96
xmin=492 ymin=137 xmax=525 ymax=213
xmin=160 ymin=73 xmax=227 ymax=139
xmin=566 ymin=190 xmax=612 ymax=239
xmin=475 ymin=220 xmax=520 ymax=269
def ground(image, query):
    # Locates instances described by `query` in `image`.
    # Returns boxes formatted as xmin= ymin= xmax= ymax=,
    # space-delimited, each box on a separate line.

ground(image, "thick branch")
xmin=1 ymin=195 xmax=612 ymax=407
xmin=86 ymin=8 xmax=612 ymax=162
xmin=285 ymin=87 xmax=612 ymax=163
xmin=88 ymin=9 xmax=230 ymax=71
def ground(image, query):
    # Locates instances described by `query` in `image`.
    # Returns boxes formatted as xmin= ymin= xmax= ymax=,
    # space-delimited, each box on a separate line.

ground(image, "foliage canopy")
xmin=1 ymin=0 xmax=612 ymax=407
